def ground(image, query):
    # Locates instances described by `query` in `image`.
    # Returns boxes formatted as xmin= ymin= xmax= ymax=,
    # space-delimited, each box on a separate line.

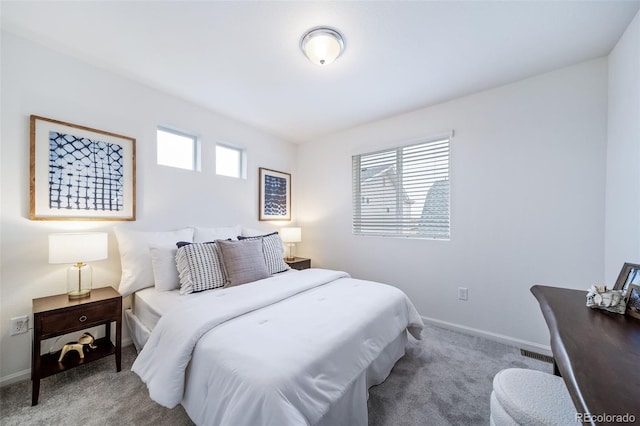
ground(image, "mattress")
xmin=132 ymin=287 xmax=190 ymax=332
xmin=127 ymin=288 xmax=201 ymax=352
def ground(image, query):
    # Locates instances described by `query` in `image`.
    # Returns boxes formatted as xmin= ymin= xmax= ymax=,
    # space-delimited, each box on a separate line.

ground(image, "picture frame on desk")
xmin=624 ymin=284 xmax=640 ymax=320
xmin=613 ymin=262 xmax=640 ymax=295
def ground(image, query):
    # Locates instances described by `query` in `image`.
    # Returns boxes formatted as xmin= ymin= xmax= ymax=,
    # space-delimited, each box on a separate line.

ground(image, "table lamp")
xmin=280 ymin=227 xmax=302 ymax=261
xmin=49 ymin=232 xmax=108 ymax=299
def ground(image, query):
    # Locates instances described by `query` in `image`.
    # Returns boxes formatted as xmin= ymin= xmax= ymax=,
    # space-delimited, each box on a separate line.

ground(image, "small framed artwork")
xmin=30 ymin=115 xmax=136 ymax=221
xmin=624 ymin=284 xmax=640 ymax=319
xmin=259 ymin=167 xmax=291 ymax=221
xmin=613 ymin=262 xmax=640 ymax=295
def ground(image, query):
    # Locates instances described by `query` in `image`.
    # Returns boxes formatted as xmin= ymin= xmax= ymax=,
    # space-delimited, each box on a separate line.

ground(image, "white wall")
xmin=0 ymin=32 xmax=297 ymax=384
xmin=605 ymin=11 xmax=640 ymax=282
xmin=297 ymin=59 xmax=608 ymax=349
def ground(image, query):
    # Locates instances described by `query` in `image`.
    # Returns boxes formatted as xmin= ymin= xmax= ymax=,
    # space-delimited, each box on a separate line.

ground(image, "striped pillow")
xmin=175 ymin=242 xmax=226 ymax=294
xmin=238 ymin=232 xmax=290 ymax=274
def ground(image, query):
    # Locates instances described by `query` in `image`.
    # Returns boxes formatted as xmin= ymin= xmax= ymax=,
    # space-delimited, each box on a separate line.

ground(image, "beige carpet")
xmin=0 ymin=324 xmax=551 ymax=425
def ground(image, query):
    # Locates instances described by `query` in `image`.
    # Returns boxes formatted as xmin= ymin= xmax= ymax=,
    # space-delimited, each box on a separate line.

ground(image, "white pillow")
xmin=241 ymin=227 xmax=269 ymax=237
xmin=149 ymin=246 xmax=180 ymax=292
xmin=194 ymin=225 xmax=241 ymax=242
xmin=114 ymin=227 xmax=194 ymax=296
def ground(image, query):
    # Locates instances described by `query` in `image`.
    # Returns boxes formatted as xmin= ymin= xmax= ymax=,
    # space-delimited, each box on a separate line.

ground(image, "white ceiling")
xmin=2 ymin=1 xmax=639 ymax=143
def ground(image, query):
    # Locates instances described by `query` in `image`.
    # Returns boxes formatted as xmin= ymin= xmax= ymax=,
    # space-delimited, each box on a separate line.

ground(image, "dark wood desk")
xmin=531 ymin=285 xmax=640 ymax=424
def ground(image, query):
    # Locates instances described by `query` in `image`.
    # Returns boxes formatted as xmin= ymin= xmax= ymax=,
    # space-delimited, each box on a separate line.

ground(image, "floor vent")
xmin=520 ymin=349 xmax=554 ymax=364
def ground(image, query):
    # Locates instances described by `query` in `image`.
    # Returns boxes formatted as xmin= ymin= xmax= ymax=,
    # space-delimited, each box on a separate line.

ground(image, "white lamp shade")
xmin=301 ymin=27 xmax=345 ymax=66
xmin=280 ymin=227 xmax=302 ymax=243
xmin=49 ymin=232 xmax=108 ymax=264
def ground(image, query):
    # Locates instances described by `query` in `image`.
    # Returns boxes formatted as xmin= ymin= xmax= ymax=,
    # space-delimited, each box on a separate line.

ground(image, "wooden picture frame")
xmin=624 ymin=284 xmax=640 ymax=319
xmin=613 ymin=262 xmax=640 ymax=295
xmin=259 ymin=167 xmax=291 ymax=221
xmin=30 ymin=115 xmax=136 ymax=221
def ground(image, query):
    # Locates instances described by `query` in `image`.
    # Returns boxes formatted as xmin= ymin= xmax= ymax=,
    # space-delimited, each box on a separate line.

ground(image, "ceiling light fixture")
xmin=300 ymin=27 xmax=345 ymax=66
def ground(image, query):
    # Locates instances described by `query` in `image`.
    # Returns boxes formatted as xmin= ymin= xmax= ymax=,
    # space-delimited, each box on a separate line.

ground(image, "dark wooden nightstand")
xmin=31 ymin=286 xmax=122 ymax=405
xmin=285 ymin=257 xmax=311 ymax=270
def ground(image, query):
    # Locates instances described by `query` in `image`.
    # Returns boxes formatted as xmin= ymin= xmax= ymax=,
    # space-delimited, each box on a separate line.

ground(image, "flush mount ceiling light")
xmin=300 ymin=27 xmax=345 ymax=66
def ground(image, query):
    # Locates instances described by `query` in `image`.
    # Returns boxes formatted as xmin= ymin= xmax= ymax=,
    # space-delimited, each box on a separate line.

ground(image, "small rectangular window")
xmin=216 ymin=144 xmax=245 ymax=178
xmin=157 ymin=127 xmax=199 ymax=171
xmin=352 ymin=133 xmax=451 ymax=239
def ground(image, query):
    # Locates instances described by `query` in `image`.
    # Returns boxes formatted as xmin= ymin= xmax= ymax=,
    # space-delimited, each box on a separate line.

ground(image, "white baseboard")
xmin=421 ymin=316 xmax=552 ymax=356
xmin=0 ymin=368 xmax=31 ymax=387
xmin=0 ymin=337 xmax=133 ymax=388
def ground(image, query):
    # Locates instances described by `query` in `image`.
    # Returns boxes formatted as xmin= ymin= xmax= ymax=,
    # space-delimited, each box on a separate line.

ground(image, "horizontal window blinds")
xmin=352 ymin=136 xmax=450 ymax=239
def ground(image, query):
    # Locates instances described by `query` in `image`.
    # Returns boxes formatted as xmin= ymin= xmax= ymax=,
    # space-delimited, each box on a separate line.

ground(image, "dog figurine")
xmin=78 ymin=332 xmax=97 ymax=349
xmin=58 ymin=332 xmax=97 ymax=362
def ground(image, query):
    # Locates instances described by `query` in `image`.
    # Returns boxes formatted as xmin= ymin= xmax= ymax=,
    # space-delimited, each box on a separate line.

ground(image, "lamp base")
xmin=67 ymin=262 xmax=92 ymax=300
xmin=68 ymin=289 xmax=91 ymax=300
xmin=285 ymin=243 xmax=297 ymax=262
xmin=285 ymin=257 xmax=296 ymax=262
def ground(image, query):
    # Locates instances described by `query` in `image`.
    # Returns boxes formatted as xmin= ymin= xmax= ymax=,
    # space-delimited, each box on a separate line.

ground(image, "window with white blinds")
xmin=352 ymin=134 xmax=451 ymax=239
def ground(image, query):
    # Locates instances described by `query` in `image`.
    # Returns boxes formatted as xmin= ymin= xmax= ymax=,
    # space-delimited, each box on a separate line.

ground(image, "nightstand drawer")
xmin=39 ymin=299 xmax=119 ymax=335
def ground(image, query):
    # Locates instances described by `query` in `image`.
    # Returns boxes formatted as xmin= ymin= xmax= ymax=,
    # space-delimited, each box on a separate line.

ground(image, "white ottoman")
xmin=490 ymin=368 xmax=576 ymax=426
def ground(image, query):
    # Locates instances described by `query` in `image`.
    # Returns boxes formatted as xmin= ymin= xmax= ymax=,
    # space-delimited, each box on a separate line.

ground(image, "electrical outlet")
xmin=10 ymin=315 xmax=29 ymax=335
xmin=458 ymin=287 xmax=468 ymax=301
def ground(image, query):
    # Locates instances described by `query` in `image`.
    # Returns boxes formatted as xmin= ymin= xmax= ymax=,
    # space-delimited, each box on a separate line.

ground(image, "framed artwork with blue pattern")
xmin=30 ymin=115 xmax=136 ymax=221
xmin=259 ymin=167 xmax=291 ymax=221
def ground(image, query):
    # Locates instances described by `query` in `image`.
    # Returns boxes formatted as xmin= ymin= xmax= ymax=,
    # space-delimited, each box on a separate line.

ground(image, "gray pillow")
xmin=216 ymin=239 xmax=270 ymax=287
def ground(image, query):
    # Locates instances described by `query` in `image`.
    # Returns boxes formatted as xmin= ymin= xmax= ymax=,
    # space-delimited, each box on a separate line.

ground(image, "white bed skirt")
xmin=313 ymin=331 xmax=407 ymax=426
xmin=126 ymin=307 xmax=408 ymax=425
xmin=125 ymin=308 xmax=150 ymax=353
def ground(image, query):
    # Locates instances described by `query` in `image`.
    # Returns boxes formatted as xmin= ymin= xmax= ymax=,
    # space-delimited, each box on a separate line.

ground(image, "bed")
xmin=116 ymin=226 xmax=424 ymax=426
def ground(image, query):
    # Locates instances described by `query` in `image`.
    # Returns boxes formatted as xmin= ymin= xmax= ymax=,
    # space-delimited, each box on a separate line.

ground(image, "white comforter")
xmin=132 ymin=269 xmax=423 ymax=425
